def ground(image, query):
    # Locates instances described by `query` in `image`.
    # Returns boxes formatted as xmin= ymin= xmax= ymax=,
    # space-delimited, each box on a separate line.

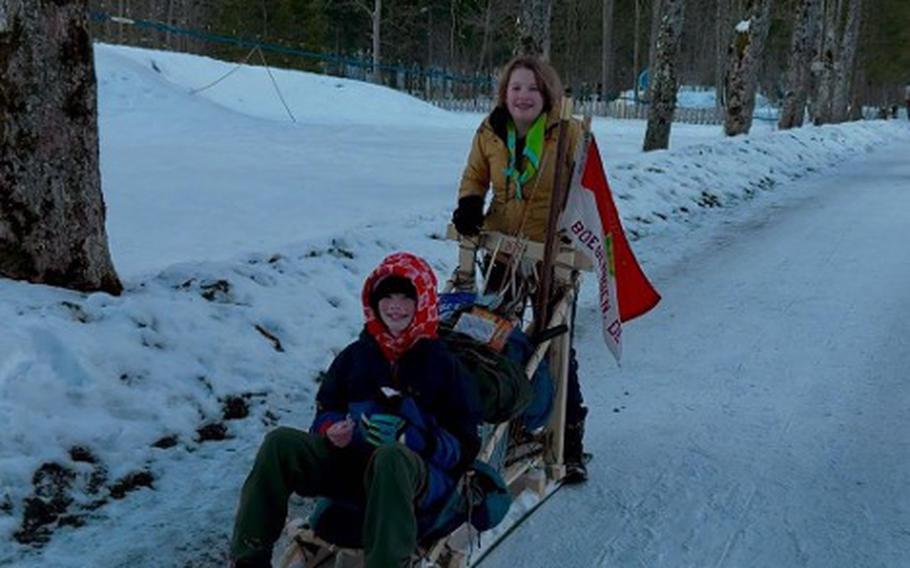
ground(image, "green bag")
xmin=441 ymin=326 xmax=533 ymax=424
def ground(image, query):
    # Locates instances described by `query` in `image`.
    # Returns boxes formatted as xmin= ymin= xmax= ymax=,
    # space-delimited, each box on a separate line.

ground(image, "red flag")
xmin=581 ymin=139 xmax=660 ymax=321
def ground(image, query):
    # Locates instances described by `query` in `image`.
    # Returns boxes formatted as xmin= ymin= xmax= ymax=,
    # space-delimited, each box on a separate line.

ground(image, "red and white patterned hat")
xmin=361 ymin=252 xmax=439 ymax=362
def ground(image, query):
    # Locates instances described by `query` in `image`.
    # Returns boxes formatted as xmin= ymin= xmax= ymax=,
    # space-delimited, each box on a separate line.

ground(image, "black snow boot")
xmin=563 ymin=409 xmax=590 ymax=484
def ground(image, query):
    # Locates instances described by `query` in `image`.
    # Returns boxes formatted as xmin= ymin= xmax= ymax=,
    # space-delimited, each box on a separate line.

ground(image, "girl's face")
xmin=506 ymin=67 xmax=545 ymax=129
xmin=378 ymin=293 xmax=416 ymax=337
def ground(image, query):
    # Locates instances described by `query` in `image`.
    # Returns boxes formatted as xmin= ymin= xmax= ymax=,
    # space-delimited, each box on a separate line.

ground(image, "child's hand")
xmin=326 ymin=418 xmax=355 ymax=448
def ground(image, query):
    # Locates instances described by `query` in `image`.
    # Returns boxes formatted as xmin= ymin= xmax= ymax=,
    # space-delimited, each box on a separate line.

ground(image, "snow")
xmin=1 ymin=43 xmax=909 ymax=567
xmin=616 ymin=86 xmax=775 ymax=119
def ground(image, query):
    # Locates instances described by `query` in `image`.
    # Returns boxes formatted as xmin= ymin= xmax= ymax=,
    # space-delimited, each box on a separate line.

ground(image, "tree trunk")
xmin=602 ymin=0 xmax=615 ymax=99
xmin=723 ymin=0 xmax=772 ymax=136
xmin=831 ymin=0 xmax=862 ymax=122
xmin=847 ymin=67 xmax=864 ymax=121
xmin=633 ymin=0 xmax=642 ymax=101
xmin=427 ymin=7 xmax=433 ymax=72
xmin=449 ymin=0 xmax=457 ymax=68
xmin=372 ymin=0 xmax=382 ymax=83
xmin=477 ymin=0 xmax=493 ymax=73
xmin=565 ymin=0 xmax=579 ymax=88
xmin=812 ymin=0 xmax=838 ymax=125
xmin=99 ymin=0 xmax=113 ymax=39
xmin=164 ymin=0 xmax=174 ymax=50
xmin=517 ymin=0 xmax=552 ymax=59
xmin=643 ymin=0 xmax=686 ymax=151
xmin=0 ymin=1 xmax=122 ymax=294
xmin=648 ymin=0 xmax=663 ymax=75
xmin=715 ymin=0 xmax=731 ymax=111
xmin=779 ymin=0 xmax=821 ymax=129
xmin=117 ymin=0 xmax=125 ymax=43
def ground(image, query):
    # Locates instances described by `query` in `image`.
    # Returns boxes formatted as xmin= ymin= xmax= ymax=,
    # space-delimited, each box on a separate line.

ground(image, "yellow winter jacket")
xmin=457 ymin=106 xmax=584 ymax=243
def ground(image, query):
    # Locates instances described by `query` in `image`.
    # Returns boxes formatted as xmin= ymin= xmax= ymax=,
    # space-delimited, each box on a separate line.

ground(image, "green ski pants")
xmin=230 ymin=426 xmax=427 ymax=568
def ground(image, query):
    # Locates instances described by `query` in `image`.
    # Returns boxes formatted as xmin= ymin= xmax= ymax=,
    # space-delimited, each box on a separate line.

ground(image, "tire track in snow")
xmin=712 ymin=484 xmax=757 ymax=568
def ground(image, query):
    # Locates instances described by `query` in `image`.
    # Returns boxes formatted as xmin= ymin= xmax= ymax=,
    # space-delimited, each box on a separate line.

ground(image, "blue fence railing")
xmin=89 ymin=10 xmax=496 ymax=92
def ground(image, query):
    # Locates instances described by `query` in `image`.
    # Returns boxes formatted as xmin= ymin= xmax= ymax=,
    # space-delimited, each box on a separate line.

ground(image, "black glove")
xmin=452 ymin=195 xmax=485 ymax=236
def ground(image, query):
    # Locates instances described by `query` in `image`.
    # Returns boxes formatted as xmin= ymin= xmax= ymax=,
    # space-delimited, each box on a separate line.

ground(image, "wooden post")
xmin=543 ymin=281 xmax=576 ymax=479
xmin=533 ymin=95 xmax=574 ymax=333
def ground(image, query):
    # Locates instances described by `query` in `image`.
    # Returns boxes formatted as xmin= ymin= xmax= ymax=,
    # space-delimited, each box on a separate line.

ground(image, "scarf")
xmin=504 ymin=113 xmax=547 ymax=200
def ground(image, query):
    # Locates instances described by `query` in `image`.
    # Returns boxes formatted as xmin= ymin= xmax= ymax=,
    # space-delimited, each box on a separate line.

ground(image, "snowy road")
xmin=481 ymin=143 xmax=910 ymax=567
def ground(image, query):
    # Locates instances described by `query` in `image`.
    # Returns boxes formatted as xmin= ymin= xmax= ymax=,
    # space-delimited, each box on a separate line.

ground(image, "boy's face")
xmin=378 ymin=293 xmax=416 ymax=336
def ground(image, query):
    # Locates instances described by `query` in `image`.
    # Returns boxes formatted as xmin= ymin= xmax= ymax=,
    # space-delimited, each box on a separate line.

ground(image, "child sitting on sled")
xmin=229 ymin=252 xmax=482 ymax=568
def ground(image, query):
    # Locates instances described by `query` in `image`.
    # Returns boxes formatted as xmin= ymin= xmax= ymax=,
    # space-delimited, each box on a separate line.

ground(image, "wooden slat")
xmin=542 ymin=285 xmax=575 ymax=476
xmin=445 ymin=225 xmax=592 ymax=272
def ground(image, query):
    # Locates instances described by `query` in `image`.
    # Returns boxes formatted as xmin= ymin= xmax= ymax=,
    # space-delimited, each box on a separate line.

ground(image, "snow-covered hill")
xmin=1 ymin=43 xmax=908 ymax=567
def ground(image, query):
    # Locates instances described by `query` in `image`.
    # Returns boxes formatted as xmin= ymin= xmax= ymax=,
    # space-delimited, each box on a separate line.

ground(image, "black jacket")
xmin=311 ymin=331 xmax=482 ymax=505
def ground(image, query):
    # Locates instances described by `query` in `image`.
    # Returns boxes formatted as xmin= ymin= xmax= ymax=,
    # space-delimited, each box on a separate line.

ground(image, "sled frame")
xmin=444 ymin=226 xmax=588 ymax=481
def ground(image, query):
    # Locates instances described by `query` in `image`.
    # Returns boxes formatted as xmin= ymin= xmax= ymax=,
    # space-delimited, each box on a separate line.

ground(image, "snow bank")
xmin=101 ymin=44 xmax=459 ymax=127
xmin=602 ymin=121 xmax=910 ymax=241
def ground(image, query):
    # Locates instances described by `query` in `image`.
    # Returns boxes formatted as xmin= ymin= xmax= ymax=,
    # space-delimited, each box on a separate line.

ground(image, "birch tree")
xmin=0 ymin=1 xmax=122 ymax=294
xmin=831 ymin=0 xmax=862 ymax=122
xmin=517 ymin=0 xmax=553 ymax=58
xmin=602 ymin=0 xmax=615 ymax=99
xmin=633 ymin=0 xmax=642 ymax=100
xmin=349 ymin=0 xmax=382 ymax=82
xmin=714 ymin=0 xmax=732 ymax=110
xmin=370 ymin=0 xmax=382 ymax=82
xmin=779 ymin=0 xmax=821 ymax=129
xmin=476 ymin=0 xmax=493 ymax=72
xmin=643 ymin=0 xmax=686 ymax=151
xmin=648 ymin=0 xmax=663 ymax=77
xmin=723 ymin=0 xmax=772 ymax=136
xmin=811 ymin=0 xmax=839 ymax=124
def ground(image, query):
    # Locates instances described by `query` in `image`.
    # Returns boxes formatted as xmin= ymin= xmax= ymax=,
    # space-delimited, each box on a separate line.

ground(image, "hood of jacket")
xmin=361 ymin=252 xmax=439 ymax=362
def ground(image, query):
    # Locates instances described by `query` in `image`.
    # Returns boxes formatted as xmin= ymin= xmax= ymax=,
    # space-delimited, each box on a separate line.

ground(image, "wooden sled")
xmin=278 ymin=226 xmax=591 ymax=568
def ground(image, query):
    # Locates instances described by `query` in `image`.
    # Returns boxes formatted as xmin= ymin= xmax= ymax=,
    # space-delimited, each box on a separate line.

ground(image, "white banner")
xmin=560 ymin=143 xmax=622 ymax=364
